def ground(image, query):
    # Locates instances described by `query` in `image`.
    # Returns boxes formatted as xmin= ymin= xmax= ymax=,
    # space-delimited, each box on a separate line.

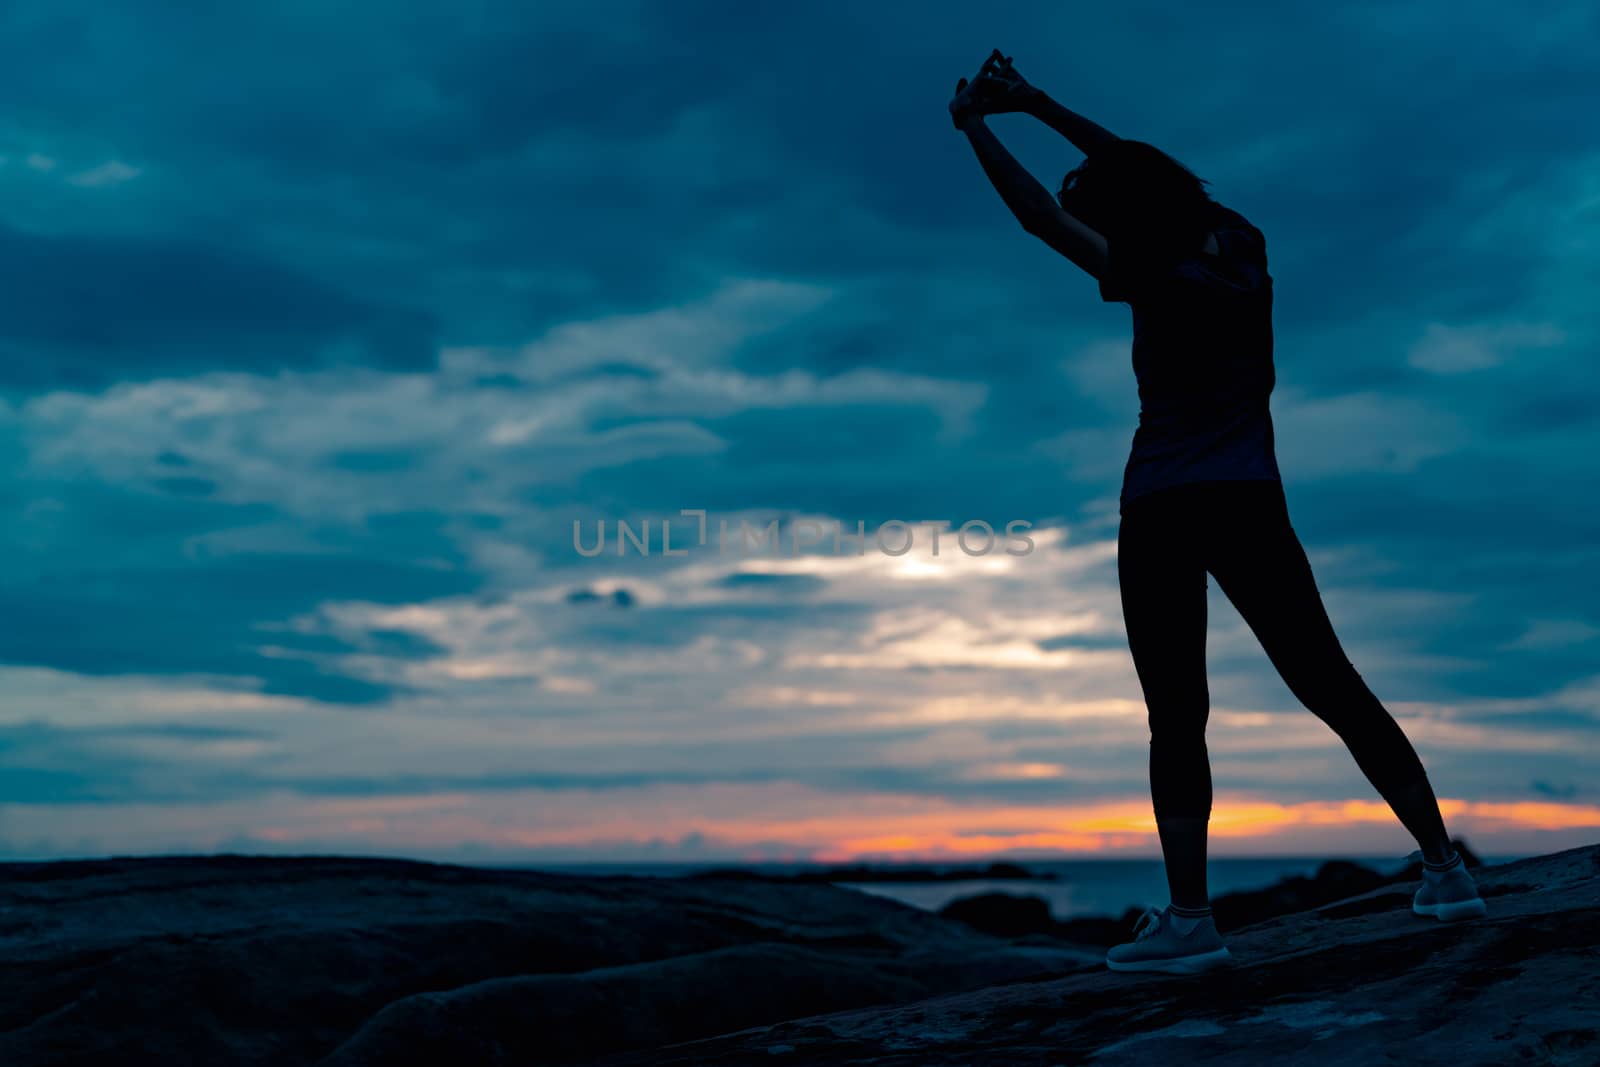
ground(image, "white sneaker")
xmin=1105 ymin=905 xmax=1234 ymax=974
xmin=1408 ymin=849 xmax=1487 ymax=921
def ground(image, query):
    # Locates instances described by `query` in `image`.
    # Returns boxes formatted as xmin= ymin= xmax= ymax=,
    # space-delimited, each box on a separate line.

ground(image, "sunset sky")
xmin=2 ymin=2 xmax=1597 ymax=863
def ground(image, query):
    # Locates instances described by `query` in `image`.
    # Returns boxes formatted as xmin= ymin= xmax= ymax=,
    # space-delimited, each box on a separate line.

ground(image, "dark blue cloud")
xmin=574 ymin=402 xmax=1082 ymax=529
xmin=0 ymin=476 xmax=475 ymax=703
xmin=0 ymin=222 xmax=435 ymax=387
xmin=0 ymin=721 xmax=268 ymax=804
xmin=716 ymin=572 xmax=827 ymax=593
xmin=0 ymin=556 xmax=463 ymax=704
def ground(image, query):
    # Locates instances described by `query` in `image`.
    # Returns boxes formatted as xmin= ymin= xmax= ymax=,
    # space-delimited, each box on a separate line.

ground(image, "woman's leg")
xmin=1201 ymin=481 xmax=1454 ymax=861
xmin=1119 ymin=488 xmax=1214 ymax=908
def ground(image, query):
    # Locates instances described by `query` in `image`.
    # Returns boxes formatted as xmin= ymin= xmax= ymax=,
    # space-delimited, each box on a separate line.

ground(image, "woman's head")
xmin=1057 ymin=139 xmax=1213 ymax=256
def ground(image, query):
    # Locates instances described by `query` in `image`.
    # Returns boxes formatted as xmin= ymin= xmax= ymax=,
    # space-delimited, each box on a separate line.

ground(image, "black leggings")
xmin=1117 ymin=478 xmax=1428 ymax=820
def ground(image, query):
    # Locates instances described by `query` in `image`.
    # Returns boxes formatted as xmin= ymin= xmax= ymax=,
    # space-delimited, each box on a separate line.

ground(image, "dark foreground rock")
xmin=0 ymin=853 xmax=1094 ymax=1066
xmin=0 ymin=844 xmax=1593 ymax=1065
xmin=594 ymin=843 xmax=1600 ymax=1067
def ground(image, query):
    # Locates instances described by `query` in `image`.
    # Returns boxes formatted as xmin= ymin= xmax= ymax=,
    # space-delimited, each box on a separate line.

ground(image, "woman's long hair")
xmin=1058 ymin=139 xmax=1214 ymax=265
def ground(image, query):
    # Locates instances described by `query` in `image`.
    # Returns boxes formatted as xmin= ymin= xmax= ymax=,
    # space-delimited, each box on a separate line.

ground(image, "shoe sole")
xmin=1105 ymin=946 xmax=1234 ymax=974
xmin=1413 ymin=897 xmax=1487 ymax=921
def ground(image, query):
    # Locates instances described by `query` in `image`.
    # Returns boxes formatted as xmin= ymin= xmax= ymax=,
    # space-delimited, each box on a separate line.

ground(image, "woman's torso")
xmin=1119 ymin=202 xmax=1282 ymax=512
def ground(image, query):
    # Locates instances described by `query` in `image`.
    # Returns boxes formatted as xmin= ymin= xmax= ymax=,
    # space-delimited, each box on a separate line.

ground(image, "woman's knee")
xmin=1148 ymin=704 xmax=1210 ymax=743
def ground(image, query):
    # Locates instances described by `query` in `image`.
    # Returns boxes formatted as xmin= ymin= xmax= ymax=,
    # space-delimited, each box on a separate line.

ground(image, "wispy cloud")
xmin=66 ymin=159 xmax=142 ymax=188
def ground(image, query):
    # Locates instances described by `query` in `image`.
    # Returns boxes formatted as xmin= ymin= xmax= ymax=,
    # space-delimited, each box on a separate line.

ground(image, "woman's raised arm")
xmin=1026 ymin=90 xmax=1121 ymax=157
xmin=973 ymin=52 xmax=1123 ymax=157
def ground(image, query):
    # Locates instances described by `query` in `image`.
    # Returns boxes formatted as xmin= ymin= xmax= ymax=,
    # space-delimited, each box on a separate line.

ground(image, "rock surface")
xmin=0 ymin=854 xmax=1093 ymax=1066
xmin=0 ymin=845 xmax=1594 ymax=1065
xmin=597 ymin=844 xmax=1600 ymax=1067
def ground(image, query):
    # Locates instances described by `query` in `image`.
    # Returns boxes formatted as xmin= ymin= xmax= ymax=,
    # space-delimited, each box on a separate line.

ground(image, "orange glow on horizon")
xmin=247 ymin=791 xmax=1600 ymax=861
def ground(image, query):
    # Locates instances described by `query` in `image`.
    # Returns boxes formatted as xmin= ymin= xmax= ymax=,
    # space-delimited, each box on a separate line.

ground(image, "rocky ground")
xmin=1 ymin=844 xmax=1595 ymax=1065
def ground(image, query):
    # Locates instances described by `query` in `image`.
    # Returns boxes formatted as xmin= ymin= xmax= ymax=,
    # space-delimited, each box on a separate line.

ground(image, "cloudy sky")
xmin=2 ymin=2 xmax=1596 ymax=863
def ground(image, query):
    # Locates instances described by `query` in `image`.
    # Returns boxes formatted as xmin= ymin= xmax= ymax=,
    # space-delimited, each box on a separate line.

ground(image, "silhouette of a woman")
xmin=950 ymin=51 xmax=1478 ymax=973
